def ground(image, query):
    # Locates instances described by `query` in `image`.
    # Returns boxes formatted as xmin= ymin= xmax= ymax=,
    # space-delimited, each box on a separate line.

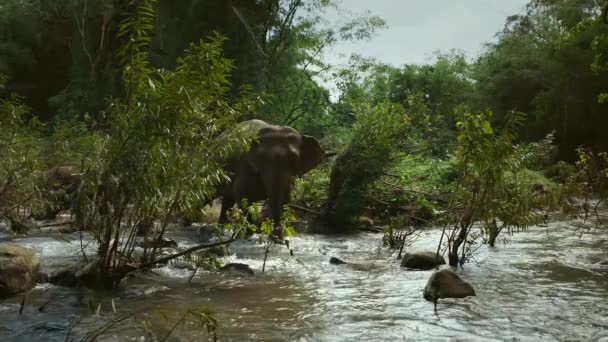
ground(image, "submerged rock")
xmin=123 ymin=284 xmax=170 ymax=298
xmin=198 ymin=225 xmax=219 ymax=242
xmin=208 ymin=245 xmax=228 ymax=257
xmin=400 ymin=251 xmax=446 ymax=270
xmin=49 ymin=258 xmax=101 ymax=287
xmin=219 ymin=263 xmax=254 ymax=276
xmin=171 ymin=260 xmax=197 ymax=271
xmin=137 ymin=238 xmax=178 ymax=249
xmin=0 ymin=243 xmax=42 ymax=298
xmin=329 ymin=257 xmax=347 ymax=265
xmin=423 ymin=269 xmax=476 ymax=302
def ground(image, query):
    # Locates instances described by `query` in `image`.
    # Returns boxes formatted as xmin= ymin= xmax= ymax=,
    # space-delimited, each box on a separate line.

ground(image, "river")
xmin=1 ymin=219 xmax=608 ymax=341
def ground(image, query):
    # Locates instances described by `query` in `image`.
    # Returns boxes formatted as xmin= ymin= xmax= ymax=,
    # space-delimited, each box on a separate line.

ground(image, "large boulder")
xmin=0 ymin=244 xmax=42 ymax=298
xmin=423 ymin=269 xmax=476 ymax=302
xmin=400 ymin=251 xmax=446 ymax=270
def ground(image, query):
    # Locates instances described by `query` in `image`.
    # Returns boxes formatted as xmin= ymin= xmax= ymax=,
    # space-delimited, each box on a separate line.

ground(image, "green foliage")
xmin=0 ymin=75 xmax=45 ymax=229
xmin=322 ymin=100 xmax=418 ymax=230
xmin=71 ymin=1 xmax=258 ymax=286
xmin=440 ymin=109 xmax=553 ymax=265
xmin=515 ymin=133 xmax=558 ymax=170
xmin=258 ymin=1 xmax=386 ymax=132
xmin=561 ymin=147 xmax=608 ymax=224
xmin=544 ymin=160 xmax=577 ymax=183
xmin=331 ymin=54 xmax=468 ymax=156
xmin=292 ymin=163 xmax=332 ymax=211
xmin=382 ymin=215 xmax=420 ymax=252
xmin=472 ymin=0 xmax=608 ymax=160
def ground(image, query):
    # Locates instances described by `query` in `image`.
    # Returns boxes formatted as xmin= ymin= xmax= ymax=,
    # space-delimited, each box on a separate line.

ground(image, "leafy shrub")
xmin=321 ymin=97 xmax=430 ymax=231
xmin=291 ymin=163 xmax=331 ymax=211
xmin=561 ymin=147 xmax=608 ymax=224
xmin=439 ymin=110 xmax=552 ymax=266
xmin=515 ymin=132 xmax=558 ymax=170
xmin=71 ymin=1 xmax=259 ymax=287
xmin=544 ymin=161 xmax=577 ymax=184
xmin=0 ymin=74 xmax=45 ymax=230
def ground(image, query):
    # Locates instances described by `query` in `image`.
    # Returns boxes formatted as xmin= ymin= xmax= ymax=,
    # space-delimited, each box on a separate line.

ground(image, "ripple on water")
xmin=2 ymin=222 xmax=608 ymax=341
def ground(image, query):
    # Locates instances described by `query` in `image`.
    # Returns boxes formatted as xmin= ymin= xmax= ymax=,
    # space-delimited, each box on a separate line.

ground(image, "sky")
xmin=322 ymin=0 xmax=530 ymax=68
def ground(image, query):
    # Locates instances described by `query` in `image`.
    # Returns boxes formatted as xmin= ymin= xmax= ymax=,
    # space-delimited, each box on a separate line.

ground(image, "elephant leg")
xmin=267 ymin=187 xmax=291 ymax=240
xmin=218 ymin=195 xmax=235 ymax=224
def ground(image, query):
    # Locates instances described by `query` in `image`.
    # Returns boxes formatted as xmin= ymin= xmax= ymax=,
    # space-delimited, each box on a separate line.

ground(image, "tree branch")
xmin=141 ymin=238 xmax=236 ymax=268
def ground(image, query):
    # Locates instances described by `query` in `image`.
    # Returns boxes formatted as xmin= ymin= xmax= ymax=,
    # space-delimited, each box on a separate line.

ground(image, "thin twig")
xmin=19 ymin=293 xmax=26 ymax=315
xmin=161 ymin=311 xmax=188 ymax=342
xmin=65 ymin=316 xmax=82 ymax=342
xmin=288 ymin=204 xmax=321 ymax=216
xmin=187 ymin=267 xmax=198 ymax=284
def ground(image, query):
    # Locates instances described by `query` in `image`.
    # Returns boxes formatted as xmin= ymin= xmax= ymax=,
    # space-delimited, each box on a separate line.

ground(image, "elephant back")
xmin=216 ymin=119 xmax=271 ymax=157
xmin=257 ymin=123 xmax=301 ymax=145
xmin=44 ymin=165 xmax=82 ymax=191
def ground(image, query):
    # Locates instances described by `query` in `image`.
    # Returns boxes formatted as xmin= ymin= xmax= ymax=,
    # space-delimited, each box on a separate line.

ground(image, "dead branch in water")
xmin=37 ymin=220 xmax=76 ymax=229
xmin=141 ymin=238 xmax=236 ymax=268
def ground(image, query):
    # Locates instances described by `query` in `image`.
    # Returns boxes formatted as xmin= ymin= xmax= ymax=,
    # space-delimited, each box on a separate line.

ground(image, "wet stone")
xmin=123 ymin=285 xmax=171 ymax=298
xmin=400 ymin=251 xmax=446 ymax=270
xmin=423 ymin=269 xmax=476 ymax=302
xmin=329 ymin=257 xmax=347 ymax=265
xmin=219 ymin=263 xmax=254 ymax=276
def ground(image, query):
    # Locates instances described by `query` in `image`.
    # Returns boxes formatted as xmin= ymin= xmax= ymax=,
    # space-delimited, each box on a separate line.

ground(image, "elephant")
xmin=217 ymin=120 xmax=328 ymax=238
xmin=37 ymin=165 xmax=82 ymax=219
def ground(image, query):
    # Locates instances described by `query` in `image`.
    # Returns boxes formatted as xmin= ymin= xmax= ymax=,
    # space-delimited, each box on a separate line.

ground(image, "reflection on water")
xmin=2 ymin=220 xmax=608 ymax=341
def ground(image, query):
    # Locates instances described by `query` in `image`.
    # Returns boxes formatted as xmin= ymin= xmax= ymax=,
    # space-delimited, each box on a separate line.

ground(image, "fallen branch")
xmin=141 ymin=238 xmax=236 ymax=268
xmin=9 ymin=217 xmax=31 ymax=233
xmin=288 ymin=204 xmax=321 ymax=216
xmin=371 ymin=198 xmax=437 ymax=226
xmin=359 ymin=225 xmax=384 ymax=233
xmin=381 ymin=180 xmax=447 ymax=203
xmin=38 ymin=220 xmax=76 ymax=228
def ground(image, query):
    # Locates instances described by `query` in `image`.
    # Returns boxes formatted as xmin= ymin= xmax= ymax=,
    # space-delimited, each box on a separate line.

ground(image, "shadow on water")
xmin=2 ymin=220 xmax=608 ymax=341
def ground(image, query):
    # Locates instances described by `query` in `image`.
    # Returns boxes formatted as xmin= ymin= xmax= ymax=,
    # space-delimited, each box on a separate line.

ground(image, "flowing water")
xmin=2 ymin=219 xmax=608 ymax=341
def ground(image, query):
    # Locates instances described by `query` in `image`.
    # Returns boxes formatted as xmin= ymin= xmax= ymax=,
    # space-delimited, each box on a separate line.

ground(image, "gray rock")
xmin=171 ymin=260 xmax=197 ymax=271
xmin=0 ymin=243 xmax=41 ymax=298
xmin=198 ymin=225 xmax=218 ymax=242
xmin=423 ymin=269 xmax=476 ymax=302
xmin=219 ymin=263 xmax=254 ymax=276
xmin=49 ymin=258 xmax=101 ymax=287
xmin=400 ymin=251 xmax=446 ymax=270
xmin=329 ymin=257 xmax=347 ymax=265
xmin=123 ymin=284 xmax=170 ymax=298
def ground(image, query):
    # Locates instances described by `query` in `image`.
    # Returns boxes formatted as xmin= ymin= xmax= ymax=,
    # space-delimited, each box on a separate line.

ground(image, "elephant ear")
xmin=299 ymin=135 xmax=324 ymax=176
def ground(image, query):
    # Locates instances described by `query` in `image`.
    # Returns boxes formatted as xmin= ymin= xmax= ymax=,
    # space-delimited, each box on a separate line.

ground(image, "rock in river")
xmin=400 ymin=251 xmax=446 ymax=270
xmin=423 ymin=269 xmax=476 ymax=302
xmin=0 ymin=243 xmax=43 ymax=298
xmin=329 ymin=257 xmax=347 ymax=265
xmin=219 ymin=263 xmax=254 ymax=276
